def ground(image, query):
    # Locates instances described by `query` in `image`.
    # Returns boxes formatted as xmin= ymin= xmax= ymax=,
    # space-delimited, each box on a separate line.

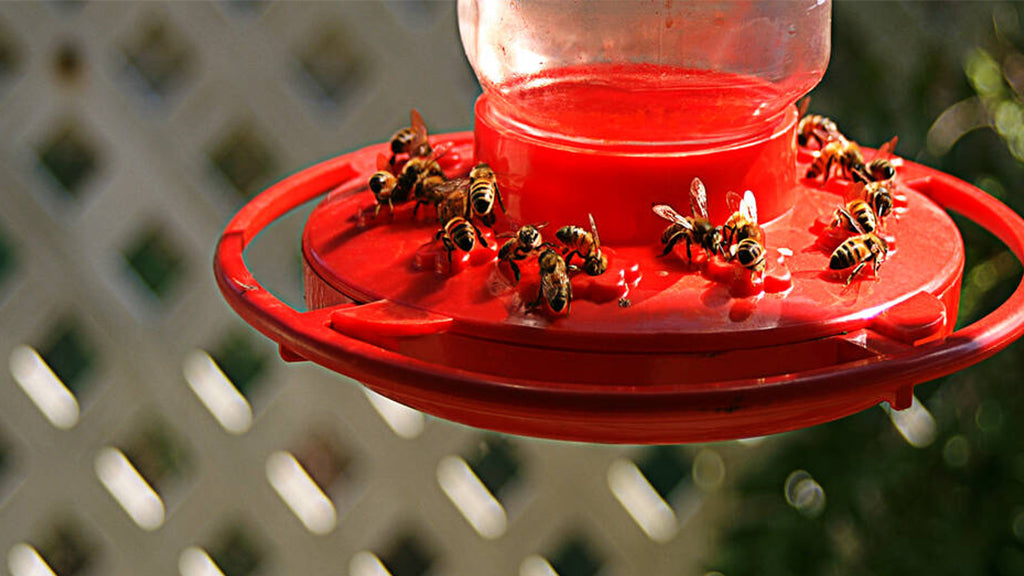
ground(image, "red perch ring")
xmin=215 ymin=132 xmax=1024 ymax=444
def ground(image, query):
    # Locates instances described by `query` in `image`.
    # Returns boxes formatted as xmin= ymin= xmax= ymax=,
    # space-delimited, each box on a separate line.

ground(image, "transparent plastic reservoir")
xmin=458 ymin=0 xmax=831 ymax=147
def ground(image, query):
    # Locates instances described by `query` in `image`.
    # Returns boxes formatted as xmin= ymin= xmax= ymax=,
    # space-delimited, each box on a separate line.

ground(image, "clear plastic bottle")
xmin=458 ymin=0 xmax=832 ymax=244
xmin=459 ymin=0 xmax=831 ymax=147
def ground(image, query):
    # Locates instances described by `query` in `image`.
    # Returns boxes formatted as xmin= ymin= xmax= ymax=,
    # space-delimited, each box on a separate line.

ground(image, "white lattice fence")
xmin=0 ymin=3 xmax=769 ymax=576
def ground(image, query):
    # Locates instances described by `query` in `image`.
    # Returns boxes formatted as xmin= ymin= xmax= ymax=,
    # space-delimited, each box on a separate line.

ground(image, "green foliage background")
xmin=708 ymin=3 xmax=1024 ymax=574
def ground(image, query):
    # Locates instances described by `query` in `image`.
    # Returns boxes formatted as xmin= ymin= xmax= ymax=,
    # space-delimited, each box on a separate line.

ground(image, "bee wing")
xmin=740 ymin=190 xmax=758 ymax=224
xmin=588 ymin=213 xmax=601 ymax=250
xmin=426 ymin=142 xmax=450 ymax=163
xmin=845 ymin=181 xmax=867 ymax=203
xmin=410 ymin=108 xmax=429 ymax=145
xmin=432 ymin=176 xmax=469 ymax=197
xmin=726 ymin=190 xmax=742 ymax=214
xmin=535 ymin=222 xmax=550 ymax=230
xmin=652 ymin=204 xmax=694 ymax=229
xmin=797 ymin=96 xmax=811 ymax=118
xmin=877 ymin=136 xmax=898 ymax=159
xmin=689 ymin=177 xmax=709 ymax=219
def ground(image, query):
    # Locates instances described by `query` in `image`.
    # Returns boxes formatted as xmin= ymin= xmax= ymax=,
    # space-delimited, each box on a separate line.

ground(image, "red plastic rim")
xmin=214 ymin=131 xmax=1024 ymax=444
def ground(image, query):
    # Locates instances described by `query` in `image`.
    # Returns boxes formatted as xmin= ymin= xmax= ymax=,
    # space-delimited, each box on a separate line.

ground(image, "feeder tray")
xmin=214 ymin=1 xmax=1024 ymax=443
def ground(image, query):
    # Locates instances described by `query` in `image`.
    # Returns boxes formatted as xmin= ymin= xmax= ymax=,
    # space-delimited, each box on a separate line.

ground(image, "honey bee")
xmin=731 ymin=237 xmax=767 ymax=280
xmin=497 ymin=222 xmax=551 ymax=283
xmin=722 ymin=190 xmax=764 ymax=248
xmin=413 ymin=176 xmax=468 ymax=218
xmin=368 ymin=167 xmax=402 ymax=218
xmin=527 ymin=248 xmax=572 ymax=314
xmin=831 ymin=199 xmax=879 ymax=234
xmin=437 ymin=216 xmax=484 ymax=263
xmin=371 ymin=144 xmax=449 ymax=218
xmin=435 ymin=183 xmax=486 ymax=262
xmin=805 ymin=136 xmax=865 ymax=183
xmin=829 ymin=215 xmax=889 ymax=285
xmin=796 ymin=98 xmax=841 ymax=149
xmin=652 ymin=177 xmax=723 ymax=262
xmin=388 ymin=109 xmax=431 ymax=167
xmin=555 ymin=213 xmax=607 ymax=276
xmin=722 ymin=190 xmax=766 ymax=279
xmin=858 ymin=180 xmax=895 ymax=220
xmin=468 ymin=163 xmax=506 ymax=227
xmin=852 ymin=137 xmax=898 ymax=183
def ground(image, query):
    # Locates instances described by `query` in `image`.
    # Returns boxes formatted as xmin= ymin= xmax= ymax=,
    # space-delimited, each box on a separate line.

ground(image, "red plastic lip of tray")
xmin=300 ymin=136 xmax=963 ymax=354
xmin=215 ymin=131 xmax=1024 ymax=443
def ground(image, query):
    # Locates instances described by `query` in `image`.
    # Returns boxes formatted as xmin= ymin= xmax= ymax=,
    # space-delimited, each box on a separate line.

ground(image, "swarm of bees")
xmin=367 ymin=109 xmax=507 ymax=263
xmin=653 ymin=178 xmax=766 ymax=281
xmin=797 ymin=99 xmax=899 ymax=285
xmin=514 ymin=214 xmax=608 ymax=315
xmin=366 ymin=110 xmax=611 ymax=316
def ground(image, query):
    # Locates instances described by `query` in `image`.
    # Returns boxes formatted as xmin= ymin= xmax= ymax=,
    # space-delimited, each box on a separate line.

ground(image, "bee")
xmin=731 ymin=237 xmax=767 ymax=280
xmin=497 ymin=222 xmax=551 ymax=283
xmin=831 ymin=199 xmax=879 ymax=234
xmin=858 ymin=180 xmax=895 ymax=220
xmin=388 ymin=109 xmax=431 ymax=167
xmin=437 ymin=216 xmax=484 ymax=263
xmin=722 ymin=190 xmax=766 ymax=279
xmin=852 ymin=137 xmax=898 ymax=183
xmin=468 ymin=163 xmax=506 ymax=227
xmin=805 ymin=136 xmax=865 ymax=183
xmin=527 ymin=248 xmax=572 ymax=314
xmin=435 ymin=183 xmax=486 ymax=262
xmin=796 ymin=98 xmax=841 ymax=149
xmin=652 ymin=177 xmax=723 ymax=263
xmin=555 ymin=213 xmax=607 ymax=276
xmin=371 ymin=144 xmax=450 ymax=218
xmin=829 ymin=215 xmax=889 ymax=285
xmin=722 ymin=190 xmax=764 ymax=249
xmin=413 ymin=176 xmax=468 ymax=218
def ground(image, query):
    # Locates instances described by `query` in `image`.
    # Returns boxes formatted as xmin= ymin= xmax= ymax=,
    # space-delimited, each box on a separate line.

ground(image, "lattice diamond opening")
xmin=36 ymin=124 xmax=100 ymax=200
xmin=120 ymin=419 xmax=191 ymax=499
xmin=37 ymin=319 xmax=95 ymax=397
xmin=295 ymin=26 xmax=366 ymax=108
xmin=0 ymin=21 xmax=20 ymax=86
xmin=208 ymin=127 xmax=278 ymax=200
xmin=119 ymin=16 xmax=192 ymax=100
xmin=207 ymin=525 xmax=265 ymax=576
xmin=636 ymin=446 xmax=693 ymax=501
xmin=548 ymin=533 xmax=605 ymax=576
xmin=0 ymin=226 xmax=15 ymax=292
xmin=32 ymin=521 xmax=96 ymax=576
xmin=121 ymin=224 xmax=186 ymax=303
xmin=380 ymin=532 xmax=434 ymax=576
xmin=209 ymin=329 xmax=268 ymax=400
xmin=464 ymin=435 xmax=522 ymax=503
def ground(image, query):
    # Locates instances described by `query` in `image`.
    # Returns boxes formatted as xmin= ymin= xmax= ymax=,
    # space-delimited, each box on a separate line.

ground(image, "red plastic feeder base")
xmin=215 ymin=132 xmax=1024 ymax=444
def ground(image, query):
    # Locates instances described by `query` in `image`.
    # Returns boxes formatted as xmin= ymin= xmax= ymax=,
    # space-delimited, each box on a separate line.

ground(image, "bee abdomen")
xmin=735 ymin=239 xmax=766 ymax=271
xmin=446 ymin=218 xmax=475 ymax=252
xmin=830 ymin=241 xmax=860 ymax=270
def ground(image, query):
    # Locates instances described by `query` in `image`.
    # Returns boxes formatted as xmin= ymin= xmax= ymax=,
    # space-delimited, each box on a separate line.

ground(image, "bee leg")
xmin=482 ymin=212 xmax=496 ymax=228
xmin=663 ymin=233 xmax=679 ymax=255
xmin=845 ymin=261 xmax=868 ymax=286
xmin=564 ymin=250 xmax=582 ymax=269
xmin=525 ymin=288 xmax=545 ymax=313
xmin=686 ymin=238 xmax=694 ymax=263
xmin=471 ymin=221 xmax=489 ymax=248
xmin=374 ymin=203 xmax=382 ymax=219
xmin=495 ymin=188 xmax=506 ymax=214
xmin=508 ymin=260 xmax=521 ymax=284
xmin=444 ymin=239 xmax=455 ymax=264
